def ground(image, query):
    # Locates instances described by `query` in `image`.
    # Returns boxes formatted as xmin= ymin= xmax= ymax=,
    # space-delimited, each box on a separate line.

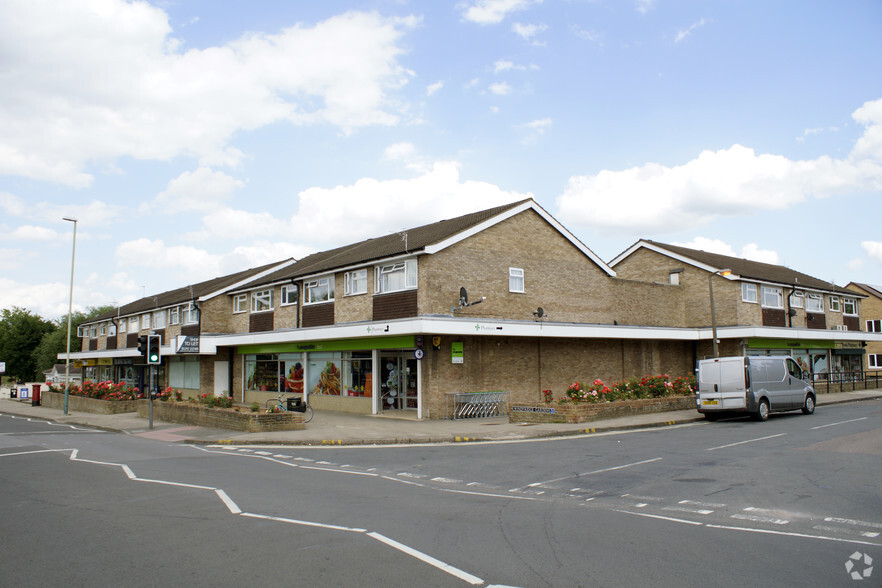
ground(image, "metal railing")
xmin=448 ymin=391 xmax=510 ymax=420
xmin=810 ymin=370 xmax=882 ymax=393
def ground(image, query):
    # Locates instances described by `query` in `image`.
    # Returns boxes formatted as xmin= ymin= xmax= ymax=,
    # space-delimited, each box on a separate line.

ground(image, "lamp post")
xmin=709 ymin=268 xmax=732 ymax=358
xmin=62 ymin=217 xmax=77 ymax=415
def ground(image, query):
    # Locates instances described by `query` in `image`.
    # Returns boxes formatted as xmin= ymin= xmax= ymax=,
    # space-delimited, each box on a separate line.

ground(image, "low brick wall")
xmin=42 ymin=390 xmax=138 ymax=414
xmin=137 ymin=400 xmax=304 ymax=432
xmin=510 ymin=395 xmax=697 ymax=424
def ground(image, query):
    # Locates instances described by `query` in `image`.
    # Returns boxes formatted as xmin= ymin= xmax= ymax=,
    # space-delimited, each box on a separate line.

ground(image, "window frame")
xmin=281 ymin=284 xmax=299 ymax=306
xmin=129 ymin=316 xmax=139 ymax=332
xmin=182 ymin=302 xmax=200 ymax=325
xmin=788 ymin=290 xmax=804 ymax=308
xmin=305 ymin=276 xmax=335 ymax=304
xmin=141 ymin=314 xmax=151 ymax=330
xmin=761 ymin=286 xmax=783 ymax=309
xmin=842 ymin=298 xmax=857 ymax=316
xmin=251 ymin=289 xmax=274 ymax=313
xmin=867 ymin=319 xmax=882 ymax=333
xmin=869 ymin=353 xmax=882 ymax=369
xmin=344 ymin=269 xmax=368 ymax=296
xmin=806 ymin=293 xmax=824 ymax=313
xmin=119 ymin=319 xmax=127 ymax=334
xmin=509 ymin=267 xmax=525 ymax=293
xmin=233 ymin=294 xmax=248 ymax=314
xmin=742 ymin=283 xmax=758 ymax=304
xmin=153 ymin=311 xmax=166 ymax=329
xmin=169 ymin=306 xmax=180 ymax=325
xmin=829 ymin=296 xmax=841 ymax=312
xmin=375 ymin=259 xmax=417 ymax=294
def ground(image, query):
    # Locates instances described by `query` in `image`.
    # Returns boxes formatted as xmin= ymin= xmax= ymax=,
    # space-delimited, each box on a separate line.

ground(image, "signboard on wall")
xmin=177 ymin=336 xmax=200 ymax=354
xmin=451 ymin=342 xmax=464 ymax=364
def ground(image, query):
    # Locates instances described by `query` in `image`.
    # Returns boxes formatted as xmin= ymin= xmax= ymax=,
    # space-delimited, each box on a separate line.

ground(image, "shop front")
xmin=238 ymin=336 xmax=421 ymax=415
xmin=746 ymin=338 xmax=865 ymax=381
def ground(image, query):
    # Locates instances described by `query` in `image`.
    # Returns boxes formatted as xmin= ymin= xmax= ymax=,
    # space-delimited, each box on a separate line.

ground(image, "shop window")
xmin=306 ymin=276 xmax=335 ymax=303
xmin=789 ymin=291 xmax=803 ymax=308
xmin=233 ymin=294 xmax=247 ymax=314
xmin=308 ymin=353 xmax=342 ymax=395
xmin=169 ymin=358 xmax=200 ymax=389
xmin=742 ymin=283 xmax=757 ymax=303
xmin=281 ymin=284 xmax=299 ymax=305
xmin=509 ymin=267 xmax=525 ymax=293
xmin=761 ymin=286 xmax=783 ymax=309
xmin=251 ymin=289 xmax=273 ymax=313
xmin=345 ymin=269 xmax=367 ymax=296
xmin=806 ymin=294 xmax=823 ymax=313
xmin=867 ymin=319 xmax=882 ymax=333
xmin=375 ymin=259 xmax=417 ymax=294
xmin=843 ymin=298 xmax=857 ymax=316
xmin=829 ymin=296 xmax=840 ymax=312
xmin=245 ymin=354 xmax=283 ymax=391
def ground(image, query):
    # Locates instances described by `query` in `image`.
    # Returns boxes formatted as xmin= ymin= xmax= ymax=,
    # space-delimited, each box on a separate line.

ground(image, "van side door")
xmin=785 ymin=357 xmax=807 ymax=408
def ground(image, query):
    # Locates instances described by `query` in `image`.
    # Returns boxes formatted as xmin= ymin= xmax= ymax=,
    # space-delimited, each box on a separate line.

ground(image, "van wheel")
xmin=802 ymin=395 xmax=815 ymax=415
xmin=753 ymin=399 xmax=769 ymax=421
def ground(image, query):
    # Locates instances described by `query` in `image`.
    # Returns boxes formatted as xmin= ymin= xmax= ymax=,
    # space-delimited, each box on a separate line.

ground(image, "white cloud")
xmin=672 ymin=238 xmax=780 ymax=265
xmin=289 ymin=161 xmax=531 ymax=247
xmin=384 ymin=142 xmax=418 ymax=162
xmin=796 ymin=126 xmax=839 ymax=143
xmin=636 ymin=0 xmax=655 ymax=14
xmin=489 ymin=82 xmax=513 ymax=95
xmin=557 ymin=97 xmax=882 ymax=234
xmin=675 ymin=18 xmax=707 ymax=43
xmin=863 ymin=241 xmax=882 ymax=264
xmin=115 ymin=238 xmax=223 ymax=281
xmin=9 ymin=225 xmax=61 ymax=241
xmin=512 ymin=22 xmax=548 ymax=43
xmin=572 ymin=26 xmax=603 ymax=46
xmin=149 ymin=167 xmax=244 ymax=214
xmin=518 ymin=118 xmax=553 ymax=144
xmin=461 ymin=0 xmax=542 ymax=25
xmin=426 ymin=80 xmax=445 ymax=96
xmin=493 ymin=59 xmax=538 ymax=73
xmin=0 ymin=2 xmax=418 ymax=186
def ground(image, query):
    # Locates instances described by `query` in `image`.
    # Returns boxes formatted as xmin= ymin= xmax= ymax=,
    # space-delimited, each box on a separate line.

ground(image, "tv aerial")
xmin=452 ymin=287 xmax=485 ymax=313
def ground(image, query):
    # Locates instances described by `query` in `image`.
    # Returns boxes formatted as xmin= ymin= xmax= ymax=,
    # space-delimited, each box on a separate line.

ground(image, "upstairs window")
xmin=306 ymin=276 xmax=335 ymax=303
xmin=843 ymin=298 xmax=857 ymax=316
xmin=829 ymin=296 xmax=841 ymax=312
xmin=129 ymin=316 xmax=139 ymax=332
xmin=806 ymin=293 xmax=823 ymax=313
xmin=867 ymin=319 xmax=882 ymax=333
xmin=119 ymin=319 xmax=127 ymax=333
xmin=509 ymin=267 xmax=525 ymax=293
xmin=141 ymin=314 xmax=151 ymax=330
xmin=251 ymin=289 xmax=273 ymax=313
xmin=233 ymin=294 xmax=247 ymax=314
xmin=153 ymin=311 xmax=166 ymax=329
xmin=375 ymin=259 xmax=417 ymax=294
xmin=345 ymin=270 xmax=367 ymax=296
xmin=281 ymin=284 xmax=299 ymax=306
xmin=761 ymin=286 xmax=783 ymax=309
xmin=182 ymin=303 xmax=200 ymax=324
xmin=742 ymin=283 xmax=758 ymax=303
xmin=99 ymin=323 xmax=106 ymax=336
xmin=789 ymin=291 xmax=804 ymax=308
xmin=169 ymin=307 xmax=180 ymax=325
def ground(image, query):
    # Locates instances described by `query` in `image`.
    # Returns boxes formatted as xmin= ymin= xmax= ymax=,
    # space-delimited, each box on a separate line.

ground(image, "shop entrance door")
xmin=379 ymin=353 xmax=418 ymax=412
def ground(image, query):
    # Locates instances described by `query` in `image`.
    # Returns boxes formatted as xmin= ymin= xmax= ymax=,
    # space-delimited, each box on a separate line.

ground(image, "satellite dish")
xmin=459 ymin=287 xmax=468 ymax=306
xmin=535 ymin=307 xmax=545 ymax=318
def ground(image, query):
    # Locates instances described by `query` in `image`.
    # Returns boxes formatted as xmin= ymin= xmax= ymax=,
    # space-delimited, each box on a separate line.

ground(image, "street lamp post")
xmin=62 ymin=217 xmax=77 ymax=415
xmin=709 ymin=268 xmax=732 ymax=358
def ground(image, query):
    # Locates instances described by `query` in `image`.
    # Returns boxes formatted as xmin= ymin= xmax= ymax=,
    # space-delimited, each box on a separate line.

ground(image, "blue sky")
xmin=2 ymin=0 xmax=881 ymax=319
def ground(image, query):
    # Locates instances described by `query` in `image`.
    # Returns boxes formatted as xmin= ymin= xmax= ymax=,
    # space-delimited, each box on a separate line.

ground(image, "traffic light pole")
xmin=148 ymin=365 xmax=154 ymax=430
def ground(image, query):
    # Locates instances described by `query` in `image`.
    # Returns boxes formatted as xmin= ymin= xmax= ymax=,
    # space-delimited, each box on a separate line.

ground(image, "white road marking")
xmin=705 ymin=524 xmax=882 ymax=547
xmin=706 ymin=433 xmax=786 ymax=451
xmin=679 ymin=499 xmax=727 ymax=508
xmin=614 ymin=510 xmax=704 ymax=526
xmin=731 ymin=513 xmax=789 ymax=525
xmin=663 ymin=506 xmax=714 ymax=515
xmin=368 ymin=532 xmax=484 ymax=586
xmin=811 ymin=417 xmax=867 ymax=430
xmin=518 ymin=457 xmax=663 ymax=490
xmin=824 ymin=516 xmax=882 ymax=529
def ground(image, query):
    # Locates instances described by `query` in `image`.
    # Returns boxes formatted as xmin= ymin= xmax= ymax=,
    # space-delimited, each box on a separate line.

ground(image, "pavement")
xmin=1 ymin=390 xmax=880 ymax=446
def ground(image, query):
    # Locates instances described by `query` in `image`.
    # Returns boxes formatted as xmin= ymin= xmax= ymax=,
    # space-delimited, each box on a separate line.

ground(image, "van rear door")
xmin=699 ymin=357 xmax=747 ymax=411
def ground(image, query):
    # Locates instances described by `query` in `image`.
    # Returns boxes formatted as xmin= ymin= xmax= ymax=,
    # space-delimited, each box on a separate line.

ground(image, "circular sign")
xmin=414 ymin=348 xmax=425 ymax=360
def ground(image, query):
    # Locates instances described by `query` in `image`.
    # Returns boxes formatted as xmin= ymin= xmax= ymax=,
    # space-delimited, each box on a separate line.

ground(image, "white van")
xmin=697 ymin=356 xmax=816 ymax=421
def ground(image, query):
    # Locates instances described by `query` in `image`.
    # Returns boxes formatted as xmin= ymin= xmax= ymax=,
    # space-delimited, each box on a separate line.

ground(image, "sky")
xmin=2 ymin=0 xmax=881 ymax=320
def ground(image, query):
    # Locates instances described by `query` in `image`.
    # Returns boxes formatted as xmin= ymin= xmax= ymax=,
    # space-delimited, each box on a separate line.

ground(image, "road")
xmin=1 ymin=401 xmax=880 ymax=586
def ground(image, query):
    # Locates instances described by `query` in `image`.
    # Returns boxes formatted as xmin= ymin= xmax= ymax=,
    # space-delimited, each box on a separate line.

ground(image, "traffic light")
xmin=147 ymin=335 xmax=161 ymax=364
xmin=137 ymin=335 xmax=149 ymax=359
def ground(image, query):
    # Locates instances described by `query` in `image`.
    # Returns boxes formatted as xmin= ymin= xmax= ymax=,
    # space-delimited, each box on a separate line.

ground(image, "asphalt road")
xmin=1 ymin=401 xmax=880 ymax=587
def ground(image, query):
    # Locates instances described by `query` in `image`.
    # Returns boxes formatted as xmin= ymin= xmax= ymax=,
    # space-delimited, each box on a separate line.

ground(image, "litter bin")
xmin=31 ymin=384 xmax=41 ymax=406
xmin=285 ymin=397 xmax=302 ymax=411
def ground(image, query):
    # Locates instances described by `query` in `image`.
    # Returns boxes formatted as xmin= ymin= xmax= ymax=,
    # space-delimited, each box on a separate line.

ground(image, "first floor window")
xmin=153 ymin=311 xmax=166 ymax=329
xmin=169 ymin=306 xmax=180 ymax=324
xmin=509 ymin=267 xmax=525 ymax=293
xmin=119 ymin=319 xmax=127 ymax=333
xmin=281 ymin=284 xmax=298 ymax=305
xmin=870 ymin=354 xmax=882 ymax=369
xmin=806 ymin=293 xmax=823 ymax=313
xmin=99 ymin=323 xmax=106 ymax=336
xmin=251 ymin=289 xmax=273 ymax=312
xmin=182 ymin=303 xmax=200 ymax=324
xmin=345 ymin=269 xmax=367 ymax=296
xmin=789 ymin=291 xmax=804 ymax=308
xmin=141 ymin=314 xmax=151 ymax=330
xmin=306 ymin=276 xmax=334 ymax=303
xmin=843 ymin=298 xmax=857 ymax=316
xmin=867 ymin=319 xmax=882 ymax=333
xmin=761 ymin=286 xmax=783 ymax=309
xmin=375 ymin=259 xmax=417 ymax=293
xmin=742 ymin=283 xmax=758 ymax=303
xmin=233 ymin=294 xmax=247 ymax=313
xmin=829 ymin=296 xmax=841 ymax=312
xmin=130 ymin=316 xmax=139 ymax=332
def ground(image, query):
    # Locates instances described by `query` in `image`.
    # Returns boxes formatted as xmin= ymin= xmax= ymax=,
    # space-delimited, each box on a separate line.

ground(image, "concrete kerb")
xmin=2 ymin=390 xmax=880 ymax=446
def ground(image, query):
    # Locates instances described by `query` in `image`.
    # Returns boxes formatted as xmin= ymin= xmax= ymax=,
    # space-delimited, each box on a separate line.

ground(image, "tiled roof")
xmin=236 ymin=199 xmax=533 ymax=289
xmin=848 ymin=282 xmax=882 ymax=299
xmin=642 ymin=240 xmax=857 ymax=295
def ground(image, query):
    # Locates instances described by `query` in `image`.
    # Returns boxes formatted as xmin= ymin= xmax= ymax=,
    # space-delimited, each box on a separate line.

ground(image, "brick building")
xmin=67 ymin=200 xmax=880 ymax=418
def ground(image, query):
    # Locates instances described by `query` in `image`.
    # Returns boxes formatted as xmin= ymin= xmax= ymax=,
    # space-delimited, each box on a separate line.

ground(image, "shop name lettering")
xmin=474 ymin=324 xmax=504 ymax=332
xmin=512 ymin=406 xmax=556 ymax=414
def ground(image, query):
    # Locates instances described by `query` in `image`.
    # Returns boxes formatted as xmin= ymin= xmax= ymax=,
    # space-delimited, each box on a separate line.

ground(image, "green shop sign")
xmin=238 ymin=335 xmax=415 ymax=355
xmin=748 ymin=338 xmax=835 ymax=350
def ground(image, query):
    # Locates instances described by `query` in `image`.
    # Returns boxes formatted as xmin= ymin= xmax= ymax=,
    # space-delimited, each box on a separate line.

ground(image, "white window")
xmin=130 ymin=316 xmax=139 ymax=332
xmin=375 ymin=259 xmax=417 ymax=294
xmin=99 ymin=323 xmax=106 ymax=336
xmin=153 ymin=311 xmax=166 ymax=329
xmin=182 ymin=303 xmax=200 ymax=325
xmin=90 ymin=325 xmax=98 ymax=338
xmin=509 ymin=267 xmax=525 ymax=293
xmin=789 ymin=291 xmax=804 ymax=308
xmin=251 ymin=289 xmax=273 ymax=312
xmin=344 ymin=270 xmax=367 ymax=296
xmin=829 ymin=296 xmax=840 ymax=312
xmin=742 ymin=283 xmax=758 ymax=303
xmin=108 ymin=324 xmax=116 ymax=336
xmin=870 ymin=354 xmax=882 ymax=369
xmin=843 ymin=298 xmax=857 ymax=316
xmin=867 ymin=319 xmax=882 ymax=333
xmin=806 ymin=293 xmax=824 ymax=313
xmin=761 ymin=286 xmax=783 ymax=309
xmin=119 ymin=319 xmax=127 ymax=334
xmin=169 ymin=307 xmax=180 ymax=325
xmin=306 ymin=277 xmax=335 ymax=303
xmin=141 ymin=314 xmax=151 ymax=330
xmin=281 ymin=284 xmax=299 ymax=305
xmin=233 ymin=294 xmax=247 ymax=314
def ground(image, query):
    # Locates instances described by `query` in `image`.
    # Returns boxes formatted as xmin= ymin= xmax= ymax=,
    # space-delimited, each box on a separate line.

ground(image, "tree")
xmin=0 ymin=307 xmax=55 ymax=381
xmin=31 ymin=306 xmax=116 ymax=377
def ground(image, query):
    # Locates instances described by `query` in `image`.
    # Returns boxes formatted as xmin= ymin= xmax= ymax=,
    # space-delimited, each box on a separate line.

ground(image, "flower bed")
xmin=42 ymin=390 xmax=139 ymax=414
xmin=559 ymin=374 xmax=695 ymax=405
xmin=137 ymin=399 xmax=304 ymax=432
xmin=510 ymin=395 xmax=697 ymax=424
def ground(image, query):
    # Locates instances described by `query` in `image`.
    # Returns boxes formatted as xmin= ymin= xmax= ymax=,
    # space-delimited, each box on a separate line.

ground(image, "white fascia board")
xmin=200 ymin=258 xmax=297 ymax=302
xmin=55 ymin=339 xmax=215 ymax=362
xmin=422 ymin=200 xmax=616 ymax=277
xmin=695 ymin=325 xmax=882 ymax=342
